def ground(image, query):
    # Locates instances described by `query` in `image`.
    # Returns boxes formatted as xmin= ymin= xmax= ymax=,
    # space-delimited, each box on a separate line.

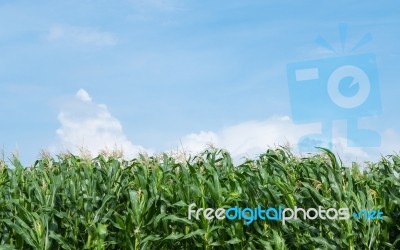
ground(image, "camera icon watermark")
xmin=287 ymin=24 xmax=381 ymax=151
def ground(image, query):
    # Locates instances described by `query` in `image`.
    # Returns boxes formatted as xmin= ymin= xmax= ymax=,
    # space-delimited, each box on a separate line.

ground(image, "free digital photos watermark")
xmin=286 ymin=23 xmax=381 ymax=152
xmin=188 ymin=204 xmax=383 ymax=225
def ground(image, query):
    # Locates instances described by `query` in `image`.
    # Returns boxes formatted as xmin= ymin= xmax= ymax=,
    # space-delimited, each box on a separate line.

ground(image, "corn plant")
xmin=0 ymin=148 xmax=399 ymax=249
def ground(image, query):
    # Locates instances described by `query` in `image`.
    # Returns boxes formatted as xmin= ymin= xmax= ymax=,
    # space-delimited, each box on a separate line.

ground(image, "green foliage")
xmin=0 ymin=148 xmax=399 ymax=249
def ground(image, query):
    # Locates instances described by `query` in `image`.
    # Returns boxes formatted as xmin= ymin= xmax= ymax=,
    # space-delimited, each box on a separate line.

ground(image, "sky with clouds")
xmin=0 ymin=0 xmax=399 ymax=165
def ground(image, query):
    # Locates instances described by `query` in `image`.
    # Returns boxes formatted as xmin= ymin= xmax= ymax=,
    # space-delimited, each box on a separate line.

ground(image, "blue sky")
xmin=1 ymin=0 xmax=399 ymax=165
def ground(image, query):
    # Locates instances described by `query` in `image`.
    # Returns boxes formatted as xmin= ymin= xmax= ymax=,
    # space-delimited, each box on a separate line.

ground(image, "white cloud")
xmin=379 ymin=128 xmax=400 ymax=156
xmin=76 ymin=89 xmax=92 ymax=102
xmin=47 ymin=25 xmax=117 ymax=46
xmin=180 ymin=116 xmax=320 ymax=158
xmin=178 ymin=116 xmax=400 ymax=165
xmin=52 ymin=89 xmax=399 ymax=165
xmin=54 ymin=89 xmax=149 ymax=158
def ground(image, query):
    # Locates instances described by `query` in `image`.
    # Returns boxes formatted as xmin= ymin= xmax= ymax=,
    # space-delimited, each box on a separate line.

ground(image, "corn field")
xmin=0 ymin=148 xmax=399 ymax=249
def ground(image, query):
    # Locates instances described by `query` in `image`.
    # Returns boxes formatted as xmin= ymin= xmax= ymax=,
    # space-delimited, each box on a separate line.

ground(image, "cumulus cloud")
xmin=76 ymin=89 xmax=92 ymax=102
xmin=52 ymin=89 xmax=399 ymax=165
xmin=54 ymin=89 xmax=149 ymax=158
xmin=379 ymin=128 xmax=400 ymax=156
xmin=47 ymin=25 xmax=117 ymax=46
xmin=178 ymin=117 xmax=399 ymax=165
xmin=180 ymin=116 xmax=320 ymax=158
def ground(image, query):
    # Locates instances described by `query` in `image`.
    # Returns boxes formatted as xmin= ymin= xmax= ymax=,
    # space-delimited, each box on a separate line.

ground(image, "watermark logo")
xmin=188 ymin=204 xmax=383 ymax=225
xmin=286 ymin=23 xmax=381 ymax=151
